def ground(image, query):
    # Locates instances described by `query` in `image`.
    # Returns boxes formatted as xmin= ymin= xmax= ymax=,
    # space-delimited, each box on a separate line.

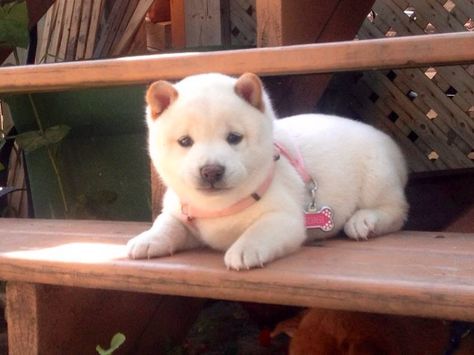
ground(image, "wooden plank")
xmin=47 ymin=0 xmax=66 ymax=63
xmin=93 ymin=0 xmax=130 ymax=58
xmin=255 ymin=0 xmax=283 ymax=47
xmin=36 ymin=1 xmax=57 ymax=63
xmin=84 ymin=0 xmax=103 ymax=59
xmin=146 ymin=20 xmax=172 ymax=51
xmin=111 ymin=0 xmax=155 ymax=56
xmin=1 ymin=32 xmax=473 ymax=93
xmin=57 ymin=0 xmax=76 ymax=62
xmin=126 ymin=20 xmax=148 ymax=55
xmin=65 ymin=0 xmax=84 ymax=61
xmin=0 ymin=219 xmax=473 ymax=321
xmin=184 ymin=0 xmax=223 ymax=47
xmin=75 ymin=0 xmax=93 ymax=60
xmin=107 ymin=0 xmax=141 ymax=56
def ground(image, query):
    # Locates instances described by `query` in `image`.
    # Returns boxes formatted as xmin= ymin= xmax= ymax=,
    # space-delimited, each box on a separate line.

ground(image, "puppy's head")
xmin=146 ymin=73 xmax=276 ymax=207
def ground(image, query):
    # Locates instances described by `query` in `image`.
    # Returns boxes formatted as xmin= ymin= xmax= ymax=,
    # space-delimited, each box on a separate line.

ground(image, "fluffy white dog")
xmin=127 ymin=73 xmax=408 ymax=270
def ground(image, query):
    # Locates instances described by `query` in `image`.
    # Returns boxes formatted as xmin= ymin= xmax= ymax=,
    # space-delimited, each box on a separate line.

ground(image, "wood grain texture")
xmin=184 ymin=0 xmax=223 ymax=47
xmin=0 ymin=218 xmax=473 ymax=321
xmin=1 ymin=32 xmax=473 ymax=93
xmin=5 ymin=282 xmax=203 ymax=354
xmin=6 ymin=283 xmax=40 ymax=355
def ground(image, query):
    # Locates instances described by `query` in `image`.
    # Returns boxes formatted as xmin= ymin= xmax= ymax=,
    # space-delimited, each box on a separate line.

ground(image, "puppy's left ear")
xmin=234 ymin=73 xmax=264 ymax=112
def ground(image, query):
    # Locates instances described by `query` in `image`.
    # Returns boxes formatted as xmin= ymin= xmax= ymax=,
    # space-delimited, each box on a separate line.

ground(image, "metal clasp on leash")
xmin=307 ymin=179 xmax=318 ymax=212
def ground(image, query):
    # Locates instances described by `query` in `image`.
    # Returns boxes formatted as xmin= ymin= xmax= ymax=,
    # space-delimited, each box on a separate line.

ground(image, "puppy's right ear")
xmin=146 ymin=80 xmax=178 ymax=120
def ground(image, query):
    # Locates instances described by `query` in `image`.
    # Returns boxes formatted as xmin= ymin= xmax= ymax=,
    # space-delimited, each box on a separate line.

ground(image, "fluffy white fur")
xmin=127 ymin=73 xmax=408 ymax=270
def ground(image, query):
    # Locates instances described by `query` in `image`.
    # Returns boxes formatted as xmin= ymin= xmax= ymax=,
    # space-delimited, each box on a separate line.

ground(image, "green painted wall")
xmin=5 ymin=85 xmax=151 ymax=221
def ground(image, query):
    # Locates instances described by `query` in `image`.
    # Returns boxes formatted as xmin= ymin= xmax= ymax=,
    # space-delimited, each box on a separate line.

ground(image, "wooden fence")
xmin=348 ymin=0 xmax=474 ymax=172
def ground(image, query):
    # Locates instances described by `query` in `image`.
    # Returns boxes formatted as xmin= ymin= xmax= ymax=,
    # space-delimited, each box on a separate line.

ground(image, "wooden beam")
xmin=0 ymin=219 xmax=474 ymax=321
xmin=0 ymin=32 xmax=473 ymax=93
xmin=257 ymin=0 xmax=339 ymax=47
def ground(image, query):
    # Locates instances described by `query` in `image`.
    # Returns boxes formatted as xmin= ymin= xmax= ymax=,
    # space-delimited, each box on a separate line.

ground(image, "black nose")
xmin=200 ymin=164 xmax=225 ymax=185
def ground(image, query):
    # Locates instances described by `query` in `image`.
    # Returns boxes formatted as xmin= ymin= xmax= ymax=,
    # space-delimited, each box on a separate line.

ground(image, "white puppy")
xmin=127 ymin=73 xmax=408 ymax=270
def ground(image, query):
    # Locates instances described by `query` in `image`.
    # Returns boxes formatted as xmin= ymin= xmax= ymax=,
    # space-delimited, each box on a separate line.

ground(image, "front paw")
xmin=224 ymin=241 xmax=273 ymax=271
xmin=127 ymin=230 xmax=175 ymax=259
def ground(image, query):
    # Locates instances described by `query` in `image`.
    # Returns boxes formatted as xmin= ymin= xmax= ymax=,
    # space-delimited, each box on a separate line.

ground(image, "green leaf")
xmin=96 ymin=333 xmax=126 ymax=355
xmin=15 ymin=125 xmax=71 ymax=152
xmin=43 ymin=124 xmax=71 ymax=144
xmin=109 ymin=333 xmax=126 ymax=351
xmin=0 ymin=1 xmax=29 ymax=49
xmin=95 ymin=345 xmax=107 ymax=355
xmin=15 ymin=130 xmax=47 ymax=152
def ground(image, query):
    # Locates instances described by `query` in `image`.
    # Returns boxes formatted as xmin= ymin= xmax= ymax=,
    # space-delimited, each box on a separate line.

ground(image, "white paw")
xmin=344 ymin=210 xmax=379 ymax=241
xmin=127 ymin=230 xmax=175 ymax=259
xmin=224 ymin=241 xmax=273 ymax=271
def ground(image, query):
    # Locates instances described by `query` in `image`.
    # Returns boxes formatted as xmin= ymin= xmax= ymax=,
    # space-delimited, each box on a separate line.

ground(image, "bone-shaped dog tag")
xmin=305 ymin=206 xmax=334 ymax=231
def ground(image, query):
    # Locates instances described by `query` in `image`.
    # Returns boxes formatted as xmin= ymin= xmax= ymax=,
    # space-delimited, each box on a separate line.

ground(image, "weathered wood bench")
xmin=1 ymin=32 xmax=474 ymax=354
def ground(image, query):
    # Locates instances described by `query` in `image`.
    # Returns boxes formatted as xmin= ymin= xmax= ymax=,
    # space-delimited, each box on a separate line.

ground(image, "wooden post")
xmin=6 ymin=283 xmax=40 ymax=355
xmin=6 ymin=282 xmax=203 ymax=354
xmin=170 ymin=0 xmax=186 ymax=48
xmin=256 ymin=0 xmax=375 ymax=116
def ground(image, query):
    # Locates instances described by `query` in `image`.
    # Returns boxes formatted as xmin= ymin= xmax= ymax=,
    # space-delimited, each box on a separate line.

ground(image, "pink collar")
xmin=179 ymin=153 xmax=277 ymax=222
xmin=178 ymin=141 xmax=313 ymax=223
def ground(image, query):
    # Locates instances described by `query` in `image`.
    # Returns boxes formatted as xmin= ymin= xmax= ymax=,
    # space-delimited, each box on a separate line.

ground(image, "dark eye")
xmin=178 ymin=135 xmax=194 ymax=147
xmin=226 ymin=132 xmax=243 ymax=145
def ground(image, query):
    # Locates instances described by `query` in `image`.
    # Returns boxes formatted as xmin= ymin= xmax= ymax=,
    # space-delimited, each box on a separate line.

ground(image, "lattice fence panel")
xmin=349 ymin=0 xmax=474 ymax=172
xmin=230 ymin=0 xmax=256 ymax=46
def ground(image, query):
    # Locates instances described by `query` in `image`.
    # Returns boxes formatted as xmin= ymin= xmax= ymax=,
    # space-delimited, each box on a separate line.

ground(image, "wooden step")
xmin=1 ymin=218 xmax=473 ymax=322
xmin=0 ymin=32 xmax=473 ymax=93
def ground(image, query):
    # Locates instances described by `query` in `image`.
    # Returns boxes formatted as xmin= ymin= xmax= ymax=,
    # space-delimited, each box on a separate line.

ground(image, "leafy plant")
xmin=1 ymin=1 xmax=72 ymax=214
xmin=96 ymin=333 xmax=126 ymax=355
xmin=0 ymin=0 xmax=28 ymax=63
xmin=15 ymin=124 xmax=71 ymax=152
